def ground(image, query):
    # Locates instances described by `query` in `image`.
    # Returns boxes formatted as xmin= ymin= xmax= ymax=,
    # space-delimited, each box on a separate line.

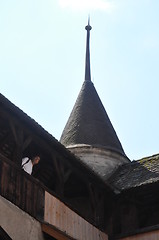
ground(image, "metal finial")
xmin=85 ymin=16 xmax=92 ymax=31
xmin=85 ymin=18 xmax=92 ymax=81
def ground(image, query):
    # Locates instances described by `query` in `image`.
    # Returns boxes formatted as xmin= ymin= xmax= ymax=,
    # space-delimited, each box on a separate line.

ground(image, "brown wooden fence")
xmin=0 ymin=154 xmax=44 ymax=219
xmin=0 ymin=154 xmax=109 ymax=240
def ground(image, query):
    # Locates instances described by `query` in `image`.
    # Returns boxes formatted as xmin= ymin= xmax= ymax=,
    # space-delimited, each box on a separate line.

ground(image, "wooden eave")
xmin=0 ymin=93 xmax=114 ymax=193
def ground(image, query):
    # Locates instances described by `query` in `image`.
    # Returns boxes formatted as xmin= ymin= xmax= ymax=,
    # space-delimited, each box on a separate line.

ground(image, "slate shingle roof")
xmin=60 ymin=80 xmax=125 ymax=156
xmin=108 ymin=154 xmax=159 ymax=191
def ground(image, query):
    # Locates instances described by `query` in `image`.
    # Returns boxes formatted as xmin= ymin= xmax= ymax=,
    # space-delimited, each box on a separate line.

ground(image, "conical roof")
xmin=60 ymin=20 xmax=125 ymax=156
xmin=60 ymin=80 xmax=125 ymax=155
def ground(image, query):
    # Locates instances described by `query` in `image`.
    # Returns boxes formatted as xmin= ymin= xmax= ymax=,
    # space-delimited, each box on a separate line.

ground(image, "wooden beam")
xmin=0 ymin=132 xmax=11 ymax=148
xmin=52 ymin=155 xmax=72 ymax=196
xmin=41 ymin=222 xmax=75 ymax=240
xmin=88 ymin=183 xmax=105 ymax=227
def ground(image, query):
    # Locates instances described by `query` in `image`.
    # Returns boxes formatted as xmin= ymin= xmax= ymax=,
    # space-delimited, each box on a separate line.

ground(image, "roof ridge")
xmin=136 ymin=153 xmax=159 ymax=163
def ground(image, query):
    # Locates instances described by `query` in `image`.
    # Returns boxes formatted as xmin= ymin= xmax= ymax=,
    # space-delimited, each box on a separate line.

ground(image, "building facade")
xmin=0 ymin=21 xmax=159 ymax=240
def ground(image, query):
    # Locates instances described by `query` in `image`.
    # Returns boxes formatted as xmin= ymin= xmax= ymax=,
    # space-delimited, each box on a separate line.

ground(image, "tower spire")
xmin=85 ymin=17 xmax=92 ymax=81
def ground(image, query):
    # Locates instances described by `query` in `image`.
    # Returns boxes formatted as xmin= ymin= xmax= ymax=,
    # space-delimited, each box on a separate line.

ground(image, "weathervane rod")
xmin=85 ymin=17 xmax=92 ymax=81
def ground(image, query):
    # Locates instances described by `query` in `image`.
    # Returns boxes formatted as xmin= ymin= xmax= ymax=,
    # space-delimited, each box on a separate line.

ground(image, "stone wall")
xmin=0 ymin=196 xmax=44 ymax=240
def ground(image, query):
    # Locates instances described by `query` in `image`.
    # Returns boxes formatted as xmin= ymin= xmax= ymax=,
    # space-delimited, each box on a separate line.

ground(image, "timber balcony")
xmin=0 ymin=154 xmax=108 ymax=240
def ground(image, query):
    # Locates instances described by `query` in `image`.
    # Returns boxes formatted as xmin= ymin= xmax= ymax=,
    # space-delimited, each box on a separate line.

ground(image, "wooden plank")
xmin=0 ymin=157 xmax=45 ymax=220
xmin=41 ymin=223 xmax=74 ymax=240
xmin=44 ymin=191 xmax=108 ymax=240
xmin=15 ymin=169 xmax=22 ymax=207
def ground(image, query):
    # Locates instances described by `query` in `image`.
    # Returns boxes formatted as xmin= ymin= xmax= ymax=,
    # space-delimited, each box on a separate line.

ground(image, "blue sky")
xmin=0 ymin=0 xmax=159 ymax=160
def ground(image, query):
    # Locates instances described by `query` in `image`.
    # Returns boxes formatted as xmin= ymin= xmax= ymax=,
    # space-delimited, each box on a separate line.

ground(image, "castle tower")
xmin=60 ymin=20 xmax=129 ymax=181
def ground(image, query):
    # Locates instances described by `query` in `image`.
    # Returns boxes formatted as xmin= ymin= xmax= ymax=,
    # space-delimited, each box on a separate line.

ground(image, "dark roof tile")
xmin=108 ymin=154 xmax=159 ymax=191
xmin=60 ymin=80 xmax=125 ymax=156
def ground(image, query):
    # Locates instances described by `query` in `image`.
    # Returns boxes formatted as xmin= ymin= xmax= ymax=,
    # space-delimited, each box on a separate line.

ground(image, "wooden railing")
xmin=0 ymin=154 xmax=44 ymax=219
xmin=0 ymin=154 xmax=108 ymax=240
